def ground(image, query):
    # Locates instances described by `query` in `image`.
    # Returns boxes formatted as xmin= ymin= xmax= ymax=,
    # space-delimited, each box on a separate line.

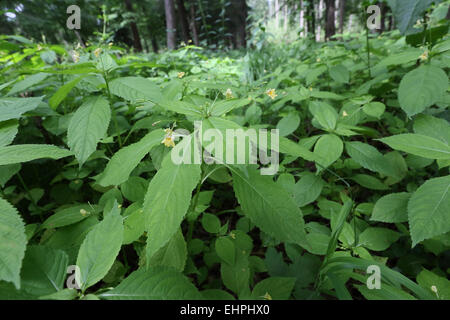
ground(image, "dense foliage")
xmin=0 ymin=1 xmax=449 ymax=301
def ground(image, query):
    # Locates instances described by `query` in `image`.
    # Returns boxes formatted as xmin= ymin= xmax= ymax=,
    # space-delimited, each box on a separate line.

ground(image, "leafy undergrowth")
xmin=0 ymin=26 xmax=449 ymax=300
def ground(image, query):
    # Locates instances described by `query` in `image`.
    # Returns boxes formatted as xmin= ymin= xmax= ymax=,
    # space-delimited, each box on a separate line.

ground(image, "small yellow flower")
xmin=262 ymin=292 xmax=272 ymax=300
xmin=108 ymin=42 xmax=113 ymax=47
xmin=225 ymin=88 xmax=234 ymax=99
xmin=80 ymin=209 xmax=88 ymax=216
xmin=37 ymin=44 xmax=43 ymax=51
xmin=266 ymin=88 xmax=277 ymax=100
xmin=419 ymin=51 xmax=428 ymax=61
xmin=343 ymin=110 xmax=348 ymax=117
xmin=316 ymin=58 xmax=321 ymax=63
xmin=431 ymin=285 xmax=438 ymax=293
xmin=188 ymin=39 xmax=192 ymax=44
xmin=309 ymin=87 xmax=313 ymax=91
xmin=76 ymin=43 xmax=82 ymax=50
xmin=180 ymin=41 xmax=186 ymax=46
xmin=94 ymin=48 xmax=102 ymax=58
xmin=161 ymin=128 xmax=176 ymax=148
xmin=230 ymin=232 xmax=236 ymax=239
xmin=178 ymin=72 xmax=185 ymax=79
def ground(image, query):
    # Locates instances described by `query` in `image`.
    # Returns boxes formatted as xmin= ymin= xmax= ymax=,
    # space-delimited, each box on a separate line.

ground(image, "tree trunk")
xmin=299 ymin=0 xmax=305 ymax=36
xmin=339 ymin=0 xmax=345 ymax=34
xmin=188 ymin=2 xmax=200 ymax=46
xmin=284 ymin=0 xmax=288 ymax=31
xmin=230 ymin=0 xmax=247 ymax=48
xmin=316 ymin=0 xmax=324 ymax=41
xmin=164 ymin=0 xmax=177 ymax=49
xmin=176 ymin=0 xmax=191 ymax=43
xmin=275 ymin=0 xmax=280 ymax=27
xmin=124 ymin=0 xmax=143 ymax=52
xmin=325 ymin=0 xmax=336 ymax=40
xmin=380 ymin=1 xmax=388 ymax=33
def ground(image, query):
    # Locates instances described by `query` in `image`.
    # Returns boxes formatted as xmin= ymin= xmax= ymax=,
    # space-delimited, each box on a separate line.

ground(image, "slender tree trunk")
xmin=325 ymin=0 xmax=336 ymax=40
xmin=164 ymin=0 xmax=177 ymax=49
xmin=176 ymin=0 xmax=191 ymax=43
xmin=275 ymin=0 xmax=280 ymax=27
xmin=380 ymin=1 xmax=388 ymax=33
xmin=284 ymin=0 xmax=288 ymax=31
xmin=299 ymin=0 xmax=305 ymax=36
xmin=316 ymin=0 xmax=324 ymax=41
xmin=188 ymin=1 xmax=200 ymax=46
xmin=230 ymin=0 xmax=247 ymax=48
xmin=339 ymin=0 xmax=345 ymax=34
xmin=124 ymin=0 xmax=143 ymax=52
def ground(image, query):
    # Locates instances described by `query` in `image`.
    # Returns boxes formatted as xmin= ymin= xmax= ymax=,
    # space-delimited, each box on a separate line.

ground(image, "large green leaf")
xmin=0 ymin=97 xmax=43 ymax=122
xmin=0 ymin=120 xmax=18 ymax=147
xmin=0 ymin=144 xmax=73 ymax=166
xmin=148 ymin=229 xmax=187 ymax=272
xmin=76 ymin=204 xmax=123 ymax=291
xmin=143 ymin=146 xmax=201 ymax=263
xmin=20 ymin=246 xmax=69 ymax=296
xmin=408 ymin=175 xmax=450 ymax=247
xmin=97 ymin=129 xmax=165 ymax=186
xmin=41 ymin=204 xmax=98 ymax=229
xmin=67 ymin=96 xmax=111 ymax=166
xmin=251 ymin=277 xmax=296 ymax=300
xmin=0 ymin=198 xmax=27 ymax=289
xmin=379 ymin=134 xmax=450 ymax=160
xmin=309 ymin=101 xmax=338 ymax=130
xmin=7 ymin=73 xmax=48 ymax=96
xmin=398 ymin=65 xmax=448 ymax=116
xmin=231 ymin=166 xmax=309 ymax=249
xmin=314 ymin=134 xmax=343 ymax=172
xmin=371 ymin=192 xmax=410 ymax=223
xmin=49 ymin=75 xmax=88 ymax=110
xmin=109 ymin=76 xmax=163 ymax=103
xmin=345 ymin=141 xmax=397 ymax=177
xmin=389 ymin=0 xmax=433 ymax=35
xmin=413 ymin=114 xmax=450 ymax=145
xmin=99 ymin=267 xmax=201 ymax=300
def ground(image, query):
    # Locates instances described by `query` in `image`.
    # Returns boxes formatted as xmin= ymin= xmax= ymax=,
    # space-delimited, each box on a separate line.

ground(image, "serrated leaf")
xmin=99 ymin=267 xmax=201 ymax=300
xmin=408 ymin=175 xmax=450 ymax=247
xmin=391 ymin=0 xmax=433 ymax=35
xmin=359 ymin=227 xmax=401 ymax=251
xmin=413 ymin=114 xmax=450 ymax=145
xmin=109 ymin=76 xmax=163 ymax=103
xmin=7 ymin=73 xmax=48 ymax=96
xmin=0 ymin=97 xmax=43 ymax=122
xmin=97 ymin=129 xmax=165 ymax=186
xmin=379 ymin=134 xmax=450 ymax=160
xmin=49 ymin=75 xmax=88 ymax=110
xmin=76 ymin=204 xmax=123 ymax=291
xmin=67 ymin=96 xmax=111 ymax=166
xmin=0 ymin=198 xmax=27 ymax=289
xmin=20 ymin=246 xmax=68 ymax=296
xmin=41 ymin=204 xmax=97 ymax=229
xmin=231 ymin=166 xmax=309 ymax=249
xmin=143 ymin=148 xmax=201 ymax=263
xmin=371 ymin=193 xmax=410 ymax=223
xmin=329 ymin=65 xmax=349 ymax=84
xmin=0 ymin=144 xmax=73 ymax=166
xmin=398 ymin=65 xmax=448 ymax=116
xmin=148 ymin=229 xmax=187 ymax=272
xmin=0 ymin=120 xmax=18 ymax=147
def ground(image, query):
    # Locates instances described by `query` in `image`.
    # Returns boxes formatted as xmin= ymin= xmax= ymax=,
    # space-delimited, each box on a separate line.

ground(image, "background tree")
xmin=164 ymin=0 xmax=177 ymax=49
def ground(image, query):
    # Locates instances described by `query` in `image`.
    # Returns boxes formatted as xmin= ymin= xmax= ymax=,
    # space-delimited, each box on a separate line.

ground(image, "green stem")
xmin=102 ymin=67 xmax=123 ymax=148
xmin=17 ymin=172 xmax=41 ymax=218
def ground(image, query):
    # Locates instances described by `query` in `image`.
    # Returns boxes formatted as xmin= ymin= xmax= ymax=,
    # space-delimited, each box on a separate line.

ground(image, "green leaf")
xmin=99 ymin=267 xmax=201 ymax=300
xmin=0 ymin=198 xmax=27 ymax=289
xmin=314 ymin=134 xmax=343 ymax=172
xmin=41 ymin=204 xmax=98 ymax=229
xmin=345 ymin=141 xmax=397 ymax=177
xmin=408 ymin=175 xmax=450 ymax=247
xmin=0 ymin=120 xmax=18 ymax=147
xmin=309 ymin=101 xmax=338 ymax=130
xmin=398 ymin=65 xmax=448 ymax=116
xmin=148 ymin=229 xmax=187 ymax=272
xmin=352 ymin=174 xmax=389 ymax=190
xmin=97 ymin=129 xmax=165 ymax=186
xmin=362 ymin=102 xmax=385 ymax=119
xmin=76 ymin=203 xmax=123 ymax=291
xmin=201 ymin=213 xmax=221 ymax=233
xmin=49 ymin=75 xmax=88 ymax=110
xmin=210 ymin=98 xmax=252 ymax=116
xmin=7 ymin=73 xmax=48 ymax=96
xmin=0 ymin=163 xmax=21 ymax=187
xmin=276 ymin=113 xmax=301 ymax=137
xmin=67 ymin=96 xmax=111 ymax=166
xmin=371 ymin=193 xmax=410 ymax=223
xmin=293 ymin=172 xmax=325 ymax=207
xmin=329 ymin=65 xmax=349 ymax=84
xmin=417 ymin=269 xmax=450 ymax=300
xmin=413 ymin=114 xmax=450 ymax=145
xmin=20 ymin=246 xmax=68 ymax=296
xmin=143 ymin=151 xmax=201 ymax=263
xmin=215 ymin=237 xmax=235 ymax=265
xmin=390 ymin=0 xmax=433 ymax=35
xmin=379 ymin=134 xmax=450 ymax=160
xmin=123 ymin=207 xmax=145 ymax=245
xmin=231 ymin=166 xmax=309 ymax=249
xmin=109 ymin=76 xmax=163 ymax=103
xmin=251 ymin=277 xmax=296 ymax=300
xmin=359 ymin=227 xmax=401 ymax=251
xmin=0 ymin=97 xmax=43 ymax=122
